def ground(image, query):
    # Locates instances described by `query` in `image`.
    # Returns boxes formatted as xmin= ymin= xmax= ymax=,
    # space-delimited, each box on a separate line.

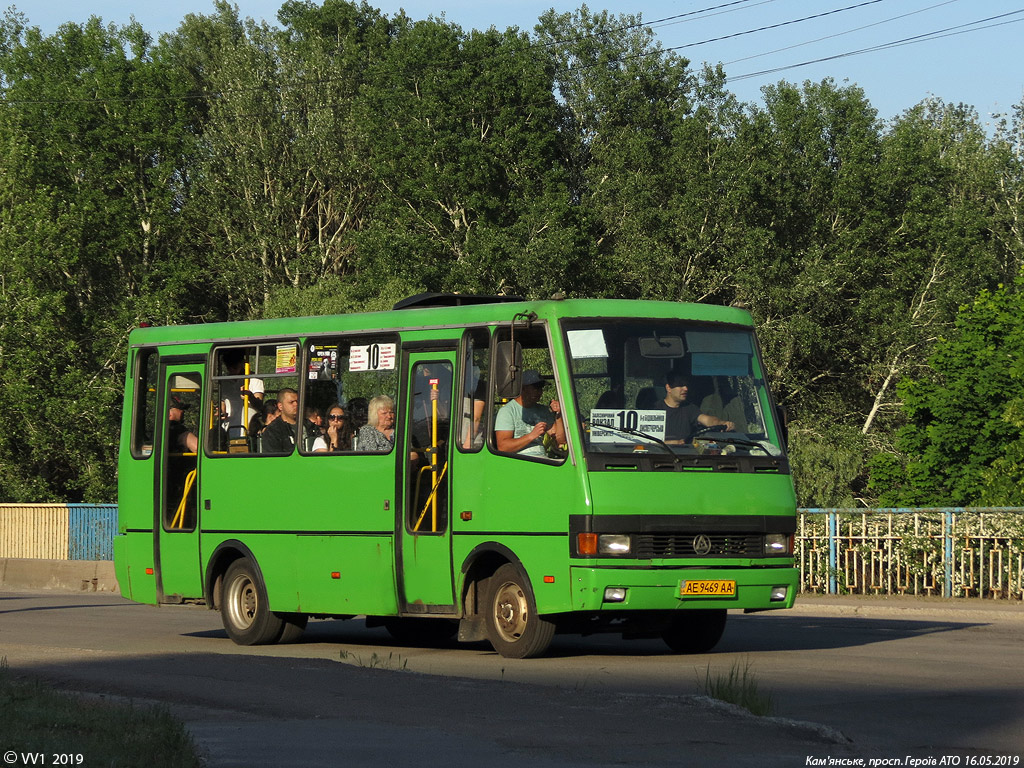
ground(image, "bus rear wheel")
xmin=662 ymin=609 xmax=727 ymax=653
xmin=221 ymin=557 xmax=284 ymax=645
xmin=483 ymin=564 xmax=555 ymax=659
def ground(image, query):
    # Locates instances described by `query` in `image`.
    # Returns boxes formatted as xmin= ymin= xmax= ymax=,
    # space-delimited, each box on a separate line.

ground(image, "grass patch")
xmin=0 ymin=657 xmax=201 ymax=767
xmin=699 ymin=658 xmax=775 ymax=716
xmin=338 ymin=649 xmax=409 ymax=670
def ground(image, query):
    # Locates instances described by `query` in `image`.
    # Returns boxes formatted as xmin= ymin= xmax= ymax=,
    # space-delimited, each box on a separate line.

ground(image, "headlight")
xmin=763 ymin=533 xmax=791 ymax=555
xmin=598 ymin=534 xmax=632 ymax=555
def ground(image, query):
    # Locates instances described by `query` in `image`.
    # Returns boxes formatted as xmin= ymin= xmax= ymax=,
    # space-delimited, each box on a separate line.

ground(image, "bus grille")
xmin=634 ymin=533 xmax=763 ymax=559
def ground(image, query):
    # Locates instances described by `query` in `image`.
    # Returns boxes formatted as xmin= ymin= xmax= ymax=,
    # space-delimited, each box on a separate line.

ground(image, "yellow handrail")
xmin=412 ymin=460 xmax=448 ymax=532
xmin=169 ymin=469 xmax=197 ymax=529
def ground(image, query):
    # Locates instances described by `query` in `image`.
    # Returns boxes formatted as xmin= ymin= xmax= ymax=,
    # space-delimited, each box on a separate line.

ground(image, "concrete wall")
xmin=0 ymin=558 xmax=118 ymax=592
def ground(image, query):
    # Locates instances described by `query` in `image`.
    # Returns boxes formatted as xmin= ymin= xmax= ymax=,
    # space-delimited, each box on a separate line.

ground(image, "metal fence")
xmin=798 ymin=508 xmax=1024 ymax=599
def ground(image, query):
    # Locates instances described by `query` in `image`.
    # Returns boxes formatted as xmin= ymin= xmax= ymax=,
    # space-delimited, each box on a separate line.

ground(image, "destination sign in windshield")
xmin=590 ymin=409 xmax=666 ymax=443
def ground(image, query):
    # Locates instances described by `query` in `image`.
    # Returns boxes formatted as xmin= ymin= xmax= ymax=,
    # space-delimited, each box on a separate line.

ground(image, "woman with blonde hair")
xmin=358 ymin=395 xmax=396 ymax=452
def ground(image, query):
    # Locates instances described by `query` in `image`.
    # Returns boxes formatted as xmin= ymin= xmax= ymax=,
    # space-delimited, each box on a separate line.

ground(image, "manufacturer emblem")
xmin=692 ymin=534 xmax=712 ymax=555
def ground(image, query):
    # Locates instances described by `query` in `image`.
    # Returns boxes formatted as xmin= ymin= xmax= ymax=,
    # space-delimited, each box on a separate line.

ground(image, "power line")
xmin=728 ymin=8 xmax=1024 ymax=83
xmin=656 ymin=0 xmax=889 ymax=53
xmin=722 ymin=0 xmax=962 ymax=66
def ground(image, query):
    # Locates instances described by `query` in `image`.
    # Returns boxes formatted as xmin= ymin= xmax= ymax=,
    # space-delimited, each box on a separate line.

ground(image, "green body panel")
xmin=113 ymin=532 xmax=158 ymax=604
xmin=203 ymin=533 xmax=398 ymax=616
xmin=452 ymin=532 xmax=574 ymax=612
xmin=570 ymin=565 xmax=798 ymax=611
xmin=587 ymin=471 xmax=797 ymax=519
xmin=448 ymin=446 xmax=586 ymax=615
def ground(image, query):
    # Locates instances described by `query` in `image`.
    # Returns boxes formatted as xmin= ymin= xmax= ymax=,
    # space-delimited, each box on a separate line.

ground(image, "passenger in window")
xmin=261 ymin=388 xmax=299 ymax=453
xmin=700 ymin=378 xmax=747 ymax=434
xmin=168 ymin=396 xmax=198 ymax=454
xmin=221 ymin=350 xmax=264 ymax=440
xmin=262 ymin=399 xmax=280 ymax=428
xmin=461 ymin=366 xmax=486 ymax=450
xmin=323 ymin=405 xmax=356 ymax=454
xmin=347 ymin=397 xmax=368 ymax=431
xmin=247 ymin=398 xmax=278 ymax=453
xmin=659 ymin=370 xmax=735 ymax=444
xmin=358 ymin=395 xmax=396 ymax=453
xmin=494 ymin=370 xmax=565 ymax=458
xmin=304 ymin=406 xmax=326 ymax=451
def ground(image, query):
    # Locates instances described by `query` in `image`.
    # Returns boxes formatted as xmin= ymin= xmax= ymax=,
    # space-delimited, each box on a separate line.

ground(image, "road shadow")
xmin=183 ymin=610 xmax=987 ymax=658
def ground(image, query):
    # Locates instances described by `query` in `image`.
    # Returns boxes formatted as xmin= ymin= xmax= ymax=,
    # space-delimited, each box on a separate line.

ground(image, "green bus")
xmin=115 ymin=294 xmax=797 ymax=658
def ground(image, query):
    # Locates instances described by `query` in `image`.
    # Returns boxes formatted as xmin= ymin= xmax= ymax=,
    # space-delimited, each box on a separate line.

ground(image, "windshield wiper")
xmin=590 ymin=423 xmax=682 ymax=465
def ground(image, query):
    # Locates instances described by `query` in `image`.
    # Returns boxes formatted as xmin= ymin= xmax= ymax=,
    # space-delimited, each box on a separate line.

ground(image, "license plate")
xmin=679 ymin=579 xmax=736 ymax=597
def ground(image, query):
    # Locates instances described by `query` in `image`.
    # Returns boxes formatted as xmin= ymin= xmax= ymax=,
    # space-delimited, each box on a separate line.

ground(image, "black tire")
xmin=382 ymin=617 xmax=458 ymax=647
xmin=662 ymin=609 xmax=728 ymax=653
xmin=483 ymin=564 xmax=555 ymax=659
xmin=220 ymin=557 xmax=284 ymax=645
xmin=275 ymin=613 xmax=308 ymax=644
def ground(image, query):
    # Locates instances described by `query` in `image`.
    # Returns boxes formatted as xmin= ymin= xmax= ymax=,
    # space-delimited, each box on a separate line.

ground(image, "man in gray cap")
xmin=494 ymin=369 xmax=565 ymax=458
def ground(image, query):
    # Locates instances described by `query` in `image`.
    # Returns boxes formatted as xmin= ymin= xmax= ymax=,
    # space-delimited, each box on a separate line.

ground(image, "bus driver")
xmin=495 ymin=369 xmax=565 ymax=458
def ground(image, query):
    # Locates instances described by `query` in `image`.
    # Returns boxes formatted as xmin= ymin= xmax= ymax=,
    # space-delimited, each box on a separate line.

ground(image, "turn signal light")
xmin=577 ymin=533 xmax=598 ymax=556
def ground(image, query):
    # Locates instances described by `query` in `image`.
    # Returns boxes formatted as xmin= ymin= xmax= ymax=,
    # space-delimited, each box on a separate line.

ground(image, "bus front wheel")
xmin=483 ymin=564 xmax=555 ymax=659
xmin=662 ymin=609 xmax=727 ymax=653
xmin=221 ymin=557 xmax=284 ymax=645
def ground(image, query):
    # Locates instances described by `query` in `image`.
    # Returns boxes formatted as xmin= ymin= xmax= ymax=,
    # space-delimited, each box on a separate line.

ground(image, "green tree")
xmin=0 ymin=12 xmax=196 ymax=501
xmin=355 ymin=15 xmax=584 ymax=298
xmin=870 ymin=278 xmax=1024 ymax=506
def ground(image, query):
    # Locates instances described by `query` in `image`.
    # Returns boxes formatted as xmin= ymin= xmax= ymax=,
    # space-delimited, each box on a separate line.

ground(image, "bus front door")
xmin=398 ymin=352 xmax=456 ymax=613
xmin=155 ymin=361 xmax=205 ymax=603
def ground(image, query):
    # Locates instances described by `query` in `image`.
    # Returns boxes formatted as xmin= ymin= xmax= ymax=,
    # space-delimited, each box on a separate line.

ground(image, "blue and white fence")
xmin=0 ymin=504 xmax=118 ymax=561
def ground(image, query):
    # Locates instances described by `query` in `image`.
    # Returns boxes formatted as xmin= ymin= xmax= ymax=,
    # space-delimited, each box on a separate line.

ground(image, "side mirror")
xmin=493 ymin=340 xmax=523 ymax=400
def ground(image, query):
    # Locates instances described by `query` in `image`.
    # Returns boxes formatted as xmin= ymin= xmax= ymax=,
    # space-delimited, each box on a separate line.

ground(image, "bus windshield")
xmin=563 ymin=320 xmax=785 ymax=462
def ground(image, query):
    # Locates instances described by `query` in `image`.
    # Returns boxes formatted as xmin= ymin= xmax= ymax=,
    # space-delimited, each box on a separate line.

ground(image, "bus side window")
xmin=131 ymin=349 xmax=158 ymax=458
xmin=458 ymin=328 xmax=489 ymax=453
xmin=490 ymin=325 xmax=567 ymax=463
xmin=302 ymin=336 xmax=399 ymax=454
xmin=209 ymin=343 xmax=299 ymax=456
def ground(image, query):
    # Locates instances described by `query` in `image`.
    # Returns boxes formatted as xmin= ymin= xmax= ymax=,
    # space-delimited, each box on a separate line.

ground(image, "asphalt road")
xmin=1 ymin=590 xmax=1022 ymax=767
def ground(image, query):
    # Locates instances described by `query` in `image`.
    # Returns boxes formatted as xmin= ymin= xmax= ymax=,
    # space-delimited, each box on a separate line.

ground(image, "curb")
xmin=0 ymin=558 xmax=119 ymax=593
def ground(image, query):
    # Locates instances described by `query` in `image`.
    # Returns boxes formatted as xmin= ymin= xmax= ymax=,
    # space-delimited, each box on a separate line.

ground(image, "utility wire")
xmin=723 ymin=0 xmax=961 ymax=66
xmin=729 ymin=8 xmax=1024 ymax=82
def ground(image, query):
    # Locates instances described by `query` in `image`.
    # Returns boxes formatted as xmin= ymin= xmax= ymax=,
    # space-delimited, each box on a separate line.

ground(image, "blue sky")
xmin=13 ymin=0 xmax=1024 ymax=129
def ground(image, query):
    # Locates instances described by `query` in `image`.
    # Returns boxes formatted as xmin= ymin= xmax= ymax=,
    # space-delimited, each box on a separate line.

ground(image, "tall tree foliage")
xmin=0 ymin=12 xmax=196 ymax=501
xmin=870 ymin=277 xmax=1024 ymax=506
xmin=1 ymin=2 xmax=1022 ymax=505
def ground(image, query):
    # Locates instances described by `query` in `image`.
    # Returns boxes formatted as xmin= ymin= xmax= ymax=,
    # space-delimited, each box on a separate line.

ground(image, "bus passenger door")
xmin=398 ymin=352 xmax=456 ymax=613
xmin=155 ymin=361 xmax=205 ymax=603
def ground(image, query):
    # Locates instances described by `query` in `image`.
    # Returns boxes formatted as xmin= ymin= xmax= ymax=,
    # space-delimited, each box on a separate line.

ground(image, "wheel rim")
xmin=492 ymin=580 xmax=528 ymax=643
xmin=226 ymin=573 xmax=258 ymax=630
